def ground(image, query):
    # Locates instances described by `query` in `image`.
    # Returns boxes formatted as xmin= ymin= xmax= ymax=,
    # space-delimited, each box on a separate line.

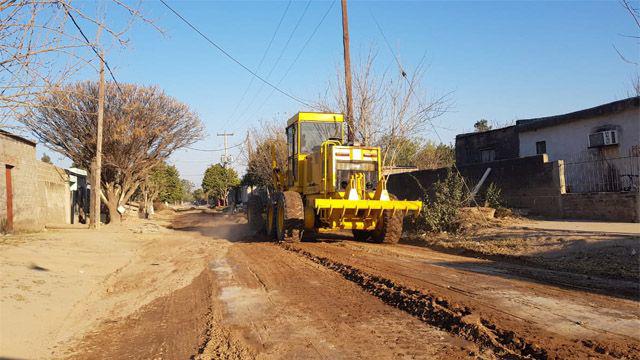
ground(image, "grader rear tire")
xmin=275 ymin=191 xmax=304 ymax=242
xmin=246 ymin=195 xmax=264 ymax=233
xmin=266 ymin=201 xmax=276 ymax=239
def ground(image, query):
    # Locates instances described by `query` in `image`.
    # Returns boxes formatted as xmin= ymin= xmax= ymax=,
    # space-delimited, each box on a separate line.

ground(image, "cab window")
xmin=299 ymin=122 xmax=342 ymax=154
xmin=286 ymin=125 xmax=297 ymax=155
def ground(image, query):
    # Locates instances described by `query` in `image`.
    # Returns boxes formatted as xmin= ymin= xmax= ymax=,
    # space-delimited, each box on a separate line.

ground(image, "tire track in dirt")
xmin=281 ymin=243 xmax=544 ymax=359
xmin=282 ymin=242 xmax=640 ymax=360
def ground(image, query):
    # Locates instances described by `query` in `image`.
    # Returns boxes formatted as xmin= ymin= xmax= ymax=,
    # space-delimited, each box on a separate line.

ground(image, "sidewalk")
xmin=523 ymin=220 xmax=639 ymax=235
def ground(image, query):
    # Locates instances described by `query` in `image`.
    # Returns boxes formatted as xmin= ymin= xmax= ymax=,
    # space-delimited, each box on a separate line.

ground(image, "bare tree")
xmin=242 ymin=121 xmax=287 ymax=189
xmin=615 ymin=0 xmax=640 ymax=96
xmin=0 ymin=0 xmax=160 ymax=127
xmin=315 ymin=47 xmax=450 ymax=171
xmin=21 ymin=81 xmax=204 ymax=223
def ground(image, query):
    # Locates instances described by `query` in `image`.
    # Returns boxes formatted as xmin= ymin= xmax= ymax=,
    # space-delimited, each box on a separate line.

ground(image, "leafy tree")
xmin=157 ymin=165 xmax=183 ymax=203
xmin=474 ymin=119 xmax=492 ymax=132
xmin=192 ymin=188 xmax=206 ymax=204
xmin=180 ymin=179 xmax=195 ymax=202
xmin=40 ymin=153 xmax=52 ymax=164
xmin=22 ymin=81 xmax=204 ymax=223
xmin=381 ymin=136 xmax=455 ymax=169
xmin=202 ymin=164 xmax=240 ymax=206
xmin=414 ymin=142 xmax=455 ymax=170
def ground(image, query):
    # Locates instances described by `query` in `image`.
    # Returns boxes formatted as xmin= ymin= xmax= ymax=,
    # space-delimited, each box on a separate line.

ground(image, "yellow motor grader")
xmin=246 ymin=112 xmax=422 ymax=243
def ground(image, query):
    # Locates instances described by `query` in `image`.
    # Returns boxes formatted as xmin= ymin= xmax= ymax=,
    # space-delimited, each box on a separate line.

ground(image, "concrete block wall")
xmin=37 ymin=162 xmax=70 ymax=225
xmin=1 ymin=132 xmax=71 ymax=232
xmin=560 ymin=192 xmax=639 ymax=222
xmin=389 ymin=154 xmax=639 ymax=222
xmin=388 ymin=155 xmax=564 ymax=218
xmin=0 ymin=133 xmax=41 ymax=232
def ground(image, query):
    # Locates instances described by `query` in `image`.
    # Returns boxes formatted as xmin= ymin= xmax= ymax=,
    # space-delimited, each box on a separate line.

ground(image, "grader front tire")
xmin=275 ymin=191 xmax=304 ymax=243
xmin=371 ymin=210 xmax=403 ymax=244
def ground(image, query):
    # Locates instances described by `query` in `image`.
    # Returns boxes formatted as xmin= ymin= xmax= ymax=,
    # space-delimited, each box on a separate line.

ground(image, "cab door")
xmin=286 ymin=124 xmax=298 ymax=187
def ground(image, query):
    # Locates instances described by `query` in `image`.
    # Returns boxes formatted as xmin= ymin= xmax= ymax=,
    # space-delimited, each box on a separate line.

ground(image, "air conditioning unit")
xmin=588 ymin=130 xmax=619 ymax=148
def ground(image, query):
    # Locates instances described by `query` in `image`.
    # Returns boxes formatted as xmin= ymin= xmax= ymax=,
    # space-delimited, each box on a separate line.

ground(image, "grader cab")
xmin=246 ymin=112 xmax=422 ymax=243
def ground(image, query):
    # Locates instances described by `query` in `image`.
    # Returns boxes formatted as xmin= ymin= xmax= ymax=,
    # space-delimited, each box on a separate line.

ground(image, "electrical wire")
xmin=61 ymin=2 xmax=124 ymax=94
xmin=370 ymin=10 xmax=491 ymax=226
xmin=240 ymin=0 xmax=336 ymax=127
xmin=227 ymin=0 xmax=293 ymax=122
xmin=232 ymin=1 xmax=313 ymax=126
xmin=185 ymin=142 xmax=243 ymax=152
xmin=159 ymin=0 xmax=311 ymax=107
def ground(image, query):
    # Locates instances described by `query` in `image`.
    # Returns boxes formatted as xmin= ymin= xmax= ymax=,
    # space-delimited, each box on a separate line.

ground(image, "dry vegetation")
xmin=405 ymin=214 xmax=640 ymax=281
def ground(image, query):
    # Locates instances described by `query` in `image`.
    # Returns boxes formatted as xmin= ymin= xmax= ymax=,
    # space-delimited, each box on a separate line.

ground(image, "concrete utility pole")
xmin=341 ymin=0 xmax=355 ymax=143
xmin=217 ymin=132 xmax=234 ymax=167
xmin=90 ymin=50 xmax=105 ymax=229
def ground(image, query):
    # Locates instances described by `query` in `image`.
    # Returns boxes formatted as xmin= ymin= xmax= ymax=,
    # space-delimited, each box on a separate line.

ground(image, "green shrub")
xmin=484 ymin=182 xmax=502 ymax=209
xmin=416 ymin=169 xmax=467 ymax=233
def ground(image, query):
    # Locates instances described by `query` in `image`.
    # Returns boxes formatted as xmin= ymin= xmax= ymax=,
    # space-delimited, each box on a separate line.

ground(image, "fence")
xmin=563 ymin=149 xmax=640 ymax=193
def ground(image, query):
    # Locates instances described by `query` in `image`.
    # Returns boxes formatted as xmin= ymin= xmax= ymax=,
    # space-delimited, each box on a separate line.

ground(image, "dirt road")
xmin=2 ymin=210 xmax=638 ymax=359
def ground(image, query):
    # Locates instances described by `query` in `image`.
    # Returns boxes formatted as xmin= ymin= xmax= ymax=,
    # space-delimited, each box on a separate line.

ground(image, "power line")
xmin=159 ymin=0 xmax=311 ymax=107
xmin=241 ymin=0 xmax=337 ymax=127
xmin=370 ymin=11 xmax=490 ymax=225
xmin=227 ymin=0 xmax=293 ymax=122
xmin=61 ymin=3 xmax=124 ymax=94
xmin=185 ymin=142 xmax=243 ymax=152
xmin=233 ymin=1 xmax=313 ymax=126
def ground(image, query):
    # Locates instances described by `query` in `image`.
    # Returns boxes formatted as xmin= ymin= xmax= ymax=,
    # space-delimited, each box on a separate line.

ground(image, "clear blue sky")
xmin=41 ymin=0 xmax=640 ymax=185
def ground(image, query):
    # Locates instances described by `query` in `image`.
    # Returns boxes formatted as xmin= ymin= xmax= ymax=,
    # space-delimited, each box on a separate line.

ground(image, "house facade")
xmin=456 ymin=97 xmax=639 ymax=166
xmin=517 ymin=97 xmax=639 ymax=162
xmin=447 ymin=97 xmax=640 ymax=221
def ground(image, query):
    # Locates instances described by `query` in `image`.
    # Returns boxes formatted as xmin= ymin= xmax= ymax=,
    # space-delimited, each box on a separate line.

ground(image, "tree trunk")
xmin=106 ymin=196 xmax=122 ymax=224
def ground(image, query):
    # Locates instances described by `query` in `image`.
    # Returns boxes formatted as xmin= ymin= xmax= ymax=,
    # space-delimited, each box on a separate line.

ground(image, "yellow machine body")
xmin=277 ymin=112 xmax=422 ymax=231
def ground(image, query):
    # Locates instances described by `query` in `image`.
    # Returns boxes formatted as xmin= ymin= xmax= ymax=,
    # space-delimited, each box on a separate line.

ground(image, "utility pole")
xmin=90 ymin=31 xmax=104 ymax=230
xmin=341 ymin=0 xmax=354 ymax=143
xmin=217 ymin=132 xmax=234 ymax=167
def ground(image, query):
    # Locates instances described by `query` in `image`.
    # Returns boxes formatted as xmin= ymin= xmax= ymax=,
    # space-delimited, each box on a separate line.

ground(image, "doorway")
xmin=5 ymin=165 xmax=13 ymax=233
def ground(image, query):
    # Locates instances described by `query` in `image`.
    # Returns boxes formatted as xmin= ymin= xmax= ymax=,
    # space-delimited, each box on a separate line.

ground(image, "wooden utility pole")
xmin=217 ymin=132 xmax=234 ymax=168
xmin=90 ymin=51 xmax=105 ymax=229
xmin=341 ymin=0 xmax=355 ymax=143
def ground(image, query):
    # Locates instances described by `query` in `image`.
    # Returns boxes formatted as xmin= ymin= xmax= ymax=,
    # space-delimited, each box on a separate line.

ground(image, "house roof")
xmin=516 ymin=96 xmax=639 ymax=132
xmin=0 ymin=129 xmax=36 ymax=147
xmin=455 ymin=125 xmax=516 ymax=139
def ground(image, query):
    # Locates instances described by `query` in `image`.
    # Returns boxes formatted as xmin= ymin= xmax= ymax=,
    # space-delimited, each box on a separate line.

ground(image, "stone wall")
xmin=1 ymin=132 xmax=70 ymax=232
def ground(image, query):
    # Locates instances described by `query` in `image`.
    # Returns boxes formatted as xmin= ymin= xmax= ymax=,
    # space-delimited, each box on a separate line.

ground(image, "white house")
xmin=517 ymin=97 xmax=639 ymax=162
